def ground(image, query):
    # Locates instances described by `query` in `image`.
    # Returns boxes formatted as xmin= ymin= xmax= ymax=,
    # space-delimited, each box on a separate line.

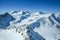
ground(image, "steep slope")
xmin=0 ymin=12 xmax=15 ymax=29
xmin=0 ymin=10 xmax=60 ymax=40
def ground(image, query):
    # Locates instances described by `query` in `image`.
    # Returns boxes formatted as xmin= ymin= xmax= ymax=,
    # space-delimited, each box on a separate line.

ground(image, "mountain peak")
xmin=0 ymin=10 xmax=60 ymax=40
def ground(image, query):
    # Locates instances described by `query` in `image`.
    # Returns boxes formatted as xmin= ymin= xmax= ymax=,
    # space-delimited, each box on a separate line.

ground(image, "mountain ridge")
xmin=0 ymin=10 xmax=60 ymax=40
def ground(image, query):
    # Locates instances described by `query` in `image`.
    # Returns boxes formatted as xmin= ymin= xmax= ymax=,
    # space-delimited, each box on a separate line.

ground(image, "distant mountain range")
xmin=0 ymin=10 xmax=60 ymax=40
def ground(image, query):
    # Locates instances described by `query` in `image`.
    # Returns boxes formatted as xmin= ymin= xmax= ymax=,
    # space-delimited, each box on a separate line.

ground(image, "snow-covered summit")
xmin=0 ymin=10 xmax=60 ymax=40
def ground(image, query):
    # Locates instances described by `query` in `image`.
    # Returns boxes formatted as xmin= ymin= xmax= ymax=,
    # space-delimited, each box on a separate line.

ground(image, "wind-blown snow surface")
xmin=0 ymin=10 xmax=60 ymax=40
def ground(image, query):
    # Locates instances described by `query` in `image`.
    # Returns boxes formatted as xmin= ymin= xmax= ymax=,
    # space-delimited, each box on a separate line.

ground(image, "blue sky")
xmin=0 ymin=0 xmax=60 ymax=13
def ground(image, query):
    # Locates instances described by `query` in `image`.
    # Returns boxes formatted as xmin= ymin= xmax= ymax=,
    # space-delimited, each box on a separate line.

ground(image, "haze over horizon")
xmin=0 ymin=0 xmax=60 ymax=13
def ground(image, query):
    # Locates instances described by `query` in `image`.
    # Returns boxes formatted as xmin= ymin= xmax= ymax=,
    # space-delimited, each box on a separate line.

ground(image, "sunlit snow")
xmin=0 ymin=10 xmax=60 ymax=40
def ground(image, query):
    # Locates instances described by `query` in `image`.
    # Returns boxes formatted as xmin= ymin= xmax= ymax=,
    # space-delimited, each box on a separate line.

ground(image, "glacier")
xmin=0 ymin=10 xmax=60 ymax=40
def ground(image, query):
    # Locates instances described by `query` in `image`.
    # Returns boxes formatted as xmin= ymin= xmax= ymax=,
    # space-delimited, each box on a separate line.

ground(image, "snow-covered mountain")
xmin=0 ymin=10 xmax=60 ymax=40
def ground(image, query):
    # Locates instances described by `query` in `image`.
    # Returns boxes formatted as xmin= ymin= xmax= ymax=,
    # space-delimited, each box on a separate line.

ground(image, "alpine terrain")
xmin=0 ymin=10 xmax=60 ymax=40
